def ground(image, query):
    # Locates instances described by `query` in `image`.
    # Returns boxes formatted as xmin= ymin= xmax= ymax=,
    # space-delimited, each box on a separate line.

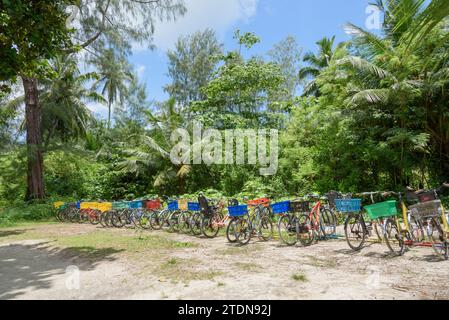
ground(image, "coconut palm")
xmin=91 ymin=49 xmax=134 ymax=129
xmin=298 ymin=36 xmax=339 ymax=96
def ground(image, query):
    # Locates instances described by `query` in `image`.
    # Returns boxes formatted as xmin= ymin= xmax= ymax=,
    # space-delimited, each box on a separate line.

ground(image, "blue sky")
xmin=93 ymin=0 xmax=377 ymax=117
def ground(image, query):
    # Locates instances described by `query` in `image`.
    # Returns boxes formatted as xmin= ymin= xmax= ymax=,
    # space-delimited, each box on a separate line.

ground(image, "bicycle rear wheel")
xmin=384 ymin=218 xmax=405 ymax=256
xmin=344 ymin=213 xmax=367 ymax=251
xmin=140 ymin=211 xmax=152 ymax=229
xmin=190 ymin=212 xmax=202 ymax=236
xmin=278 ymin=214 xmax=298 ymax=246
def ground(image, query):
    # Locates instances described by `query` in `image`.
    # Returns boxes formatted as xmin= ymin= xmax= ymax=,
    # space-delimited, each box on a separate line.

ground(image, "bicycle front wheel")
xmin=320 ymin=208 xmax=337 ymax=237
xmin=427 ymin=217 xmax=449 ymax=260
xmin=344 ymin=213 xmax=367 ymax=251
xmin=278 ymin=214 xmax=298 ymax=246
xmin=384 ymin=218 xmax=405 ymax=256
xmin=236 ymin=217 xmax=252 ymax=246
xmin=258 ymin=215 xmax=273 ymax=241
xmin=201 ymin=215 xmax=220 ymax=238
xmin=297 ymin=214 xmax=314 ymax=246
xmin=226 ymin=218 xmax=238 ymax=243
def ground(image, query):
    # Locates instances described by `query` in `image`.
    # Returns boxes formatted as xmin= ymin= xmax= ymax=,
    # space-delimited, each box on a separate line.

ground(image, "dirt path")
xmin=0 ymin=223 xmax=448 ymax=300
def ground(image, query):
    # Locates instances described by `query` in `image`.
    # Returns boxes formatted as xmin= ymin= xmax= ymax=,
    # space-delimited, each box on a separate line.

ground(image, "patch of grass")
xmin=155 ymin=257 xmax=222 ymax=284
xmin=217 ymin=282 xmax=226 ymax=287
xmin=234 ymin=262 xmax=262 ymax=272
xmin=218 ymin=243 xmax=264 ymax=256
xmin=57 ymin=230 xmax=197 ymax=253
xmin=292 ymin=272 xmax=308 ymax=282
xmin=306 ymin=255 xmax=338 ymax=268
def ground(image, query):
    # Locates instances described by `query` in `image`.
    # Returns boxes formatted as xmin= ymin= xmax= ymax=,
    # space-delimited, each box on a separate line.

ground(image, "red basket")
xmin=248 ymin=198 xmax=270 ymax=207
xmin=146 ymin=199 xmax=162 ymax=210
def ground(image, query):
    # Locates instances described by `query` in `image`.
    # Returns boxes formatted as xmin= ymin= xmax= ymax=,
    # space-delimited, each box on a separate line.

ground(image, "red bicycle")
xmin=297 ymin=194 xmax=337 ymax=246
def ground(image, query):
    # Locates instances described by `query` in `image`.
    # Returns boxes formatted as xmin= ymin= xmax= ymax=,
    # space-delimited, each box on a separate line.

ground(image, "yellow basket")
xmin=80 ymin=202 xmax=98 ymax=210
xmin=97 ymin=203 xmax=112 ymax=213
xmin=53 ymin=201 xmax=65 ymax=209
xmin=178 ymin=199 xmax=188 ymax=211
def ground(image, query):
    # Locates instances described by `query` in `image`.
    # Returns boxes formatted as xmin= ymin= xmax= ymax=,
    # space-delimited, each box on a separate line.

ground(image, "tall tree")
xmin=0 ymin=0 xmax=186 ymax=200
xmin=164 ymin=29 xmax=223 ymax=111
xmin=268 ymin=36 xmax=302 ymax=100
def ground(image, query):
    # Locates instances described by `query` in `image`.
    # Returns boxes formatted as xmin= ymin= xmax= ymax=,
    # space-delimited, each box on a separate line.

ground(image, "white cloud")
xmin=149 ymin=0 xmax=259 ymax=51
xmin=136 ymin=65 xmax=146 ymax=79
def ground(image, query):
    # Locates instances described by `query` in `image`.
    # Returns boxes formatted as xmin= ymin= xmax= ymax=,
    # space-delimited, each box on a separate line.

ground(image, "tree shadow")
xmin=0 ymin=241 xmax=124 ymax=299
xmin=0 ymin=229 xmax=30 ymax=238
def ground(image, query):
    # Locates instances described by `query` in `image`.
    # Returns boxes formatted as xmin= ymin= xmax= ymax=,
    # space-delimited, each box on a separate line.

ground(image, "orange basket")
xmin=248 ymin=198 xmax=271 ymax=207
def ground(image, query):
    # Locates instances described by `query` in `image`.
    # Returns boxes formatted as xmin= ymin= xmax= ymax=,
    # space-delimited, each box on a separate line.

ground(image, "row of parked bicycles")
xmin=54 ymin=183 xmax=449 ymax=260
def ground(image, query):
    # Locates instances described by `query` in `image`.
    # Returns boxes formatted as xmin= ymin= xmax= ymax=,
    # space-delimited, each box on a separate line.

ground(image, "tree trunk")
xmin=22 ymin=77 xmax=45 ymax=201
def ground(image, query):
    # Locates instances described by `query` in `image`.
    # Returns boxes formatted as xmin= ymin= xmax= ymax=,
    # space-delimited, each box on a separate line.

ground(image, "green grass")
xmin=155 ymin=257 xmax=223 ymax=284
xmin=292 ymin=272 xmax=308 ymax=282
xmin=0 ymin=203 xmax=56 ymax=228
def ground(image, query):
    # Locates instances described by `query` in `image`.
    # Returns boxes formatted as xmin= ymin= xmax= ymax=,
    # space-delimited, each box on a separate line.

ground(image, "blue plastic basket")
xmin=168 ymin=201 xmax=178 ymax=211
xmin=335 ymin=199 xmax=362 ymax=213
xmin=188 ymin=202 xmax=200 ymax=211
xmin=271 ymin=201 xmax=291 ymax=214
xmin=76 ymin=201 xmax=81 ymax=209
xmin=228 ymin=205 xmax=248 ymax=217
xmin=128 ymin=201 xmax=143 ymax=209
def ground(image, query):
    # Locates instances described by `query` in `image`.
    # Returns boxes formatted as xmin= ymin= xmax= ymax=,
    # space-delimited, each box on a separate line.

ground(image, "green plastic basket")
xmin=364 ymin=200 xmax=398 ymax=219
xmin=112 ymin=202 xmax=129 ymax=210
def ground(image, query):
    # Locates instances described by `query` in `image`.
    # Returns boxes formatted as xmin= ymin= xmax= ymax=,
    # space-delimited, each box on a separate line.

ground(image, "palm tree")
xmin=117 ymin=98 xmax=193 ymax=194
xmin=298 ymin=36 xmax=338 ymax=96
xmin=337 ymin=0 xmax=449 ymax=184
xmin=91 ymin=49 xmax=134 ymax=129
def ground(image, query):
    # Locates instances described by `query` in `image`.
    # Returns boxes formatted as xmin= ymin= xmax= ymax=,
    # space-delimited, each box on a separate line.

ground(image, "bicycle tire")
xmin=319 ymin=208 xmax=337 ymax=237
xmin=344 ymin=213 xmax=367 ymax=251
xmin=384 ymin=218 xmax=405 ymax=256
xmin=226 ymin=218 xmax=238 ymax=243
xmin=428 ymin=217 xmax=449 ymax=260
xmin=278 ymin=214 xmax=298 ymax=246
xmin=236 ymin=217 xmax=252 ymax=246
xmin=297 ymin=213 xmax=314 ymax=246
xmin=201 ymin=215 xmax=220 ymax=238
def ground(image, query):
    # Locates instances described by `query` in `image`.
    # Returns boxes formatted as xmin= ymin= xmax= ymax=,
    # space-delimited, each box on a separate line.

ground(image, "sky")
xmin=92 ymin=0 xmax=379 ymax=117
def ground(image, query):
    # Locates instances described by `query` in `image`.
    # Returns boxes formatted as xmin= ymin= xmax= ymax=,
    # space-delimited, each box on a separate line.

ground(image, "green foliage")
xmin=0 ymin=203 xmax=54 ymax=227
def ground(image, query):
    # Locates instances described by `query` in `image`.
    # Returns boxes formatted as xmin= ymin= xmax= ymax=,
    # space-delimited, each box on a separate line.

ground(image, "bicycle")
xmin=275 ymin=200 xmax=309 ymax=246
xmin=232 ymin=198 xmax=273 ymax=246
xmin=296 ymin=194 xmax=338 ymax=246
xmin=198 ymin=196 xmax=227 ymax=238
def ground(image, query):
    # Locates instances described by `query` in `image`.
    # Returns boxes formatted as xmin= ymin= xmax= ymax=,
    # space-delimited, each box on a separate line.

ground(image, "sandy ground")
xmin=0 ymin=223 xmax=448 ymax=300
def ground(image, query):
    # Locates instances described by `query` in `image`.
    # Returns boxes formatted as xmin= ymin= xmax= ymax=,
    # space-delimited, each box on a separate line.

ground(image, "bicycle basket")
xmin=409 ymin=200 xmax=442 ymax=219
xmin=128 ymin=201 xmax=143 ymax=209
xmin=168 ymin=201 xmax=178 ymax=211
xmin=289 ymin=201 xmax=310 ymax=213
xmin=188 ymin=202 xmax=200 ymax=211
xmin=146 ymin=199 xmax=161 ymax=210
xmin=335 ymin=199 xmax=362 ymax=213
xmin=418 ymin=191 xmax=437 ymax=203
xmin=53 ymin=201 xmax=65 ymax=209
xmin=248 ymin=198 xmax=270 ymax=207
xmin=228 ymin=205 xmax=248 ymax=217
xmin=178 ymin=199 xmax=188 ymax=211
xmin=364 ymin=200 xmax=398 ymax=220
xmin=112 ymin=202 xmax=128 ymax=210
xmin=325 ymin=192 xmax=341 ymax=208
xmin=97 ymin=203 xmax=112 ymax=213
xmin=270 ymin=201 xmax=290 ymax=214
xmin=80 ymin=202 xmax=97 ymax=210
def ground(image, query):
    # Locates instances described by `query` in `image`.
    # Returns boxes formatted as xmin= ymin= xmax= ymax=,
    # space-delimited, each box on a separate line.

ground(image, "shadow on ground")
xmin=0 ymin=241 xmax=124 ymax=299
xmin=0 ymin=229 xmax=31 ymax=238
